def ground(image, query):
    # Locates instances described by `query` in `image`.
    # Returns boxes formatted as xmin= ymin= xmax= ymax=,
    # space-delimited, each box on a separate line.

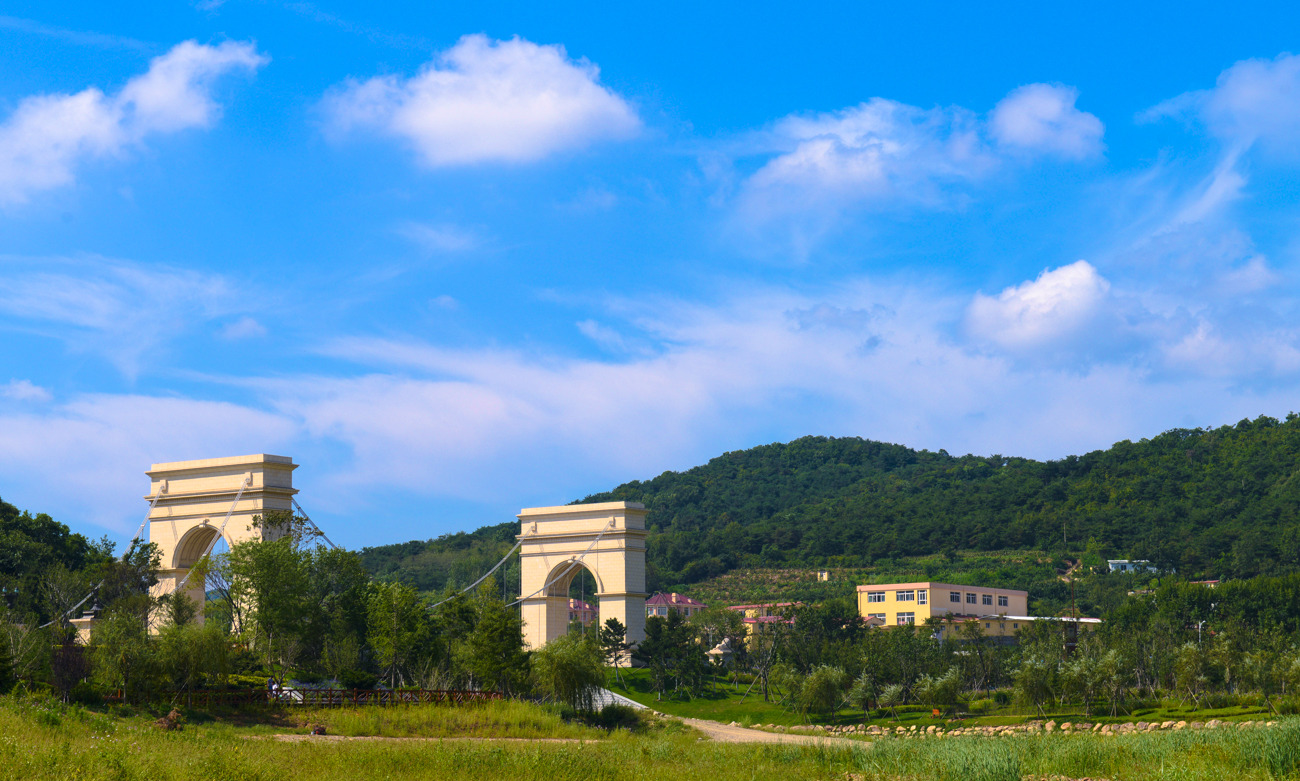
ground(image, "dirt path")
xmin=260 ymin=734 xmax=592 ymax=744
xmin=679 ymin=718 xmax=870 ymax=747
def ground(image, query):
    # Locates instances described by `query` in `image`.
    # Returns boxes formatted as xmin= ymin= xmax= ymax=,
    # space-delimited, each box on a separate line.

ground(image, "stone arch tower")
xmin=147 ymin=454 xmax=298 ymax=619
xmin=517 ymin=502 xmax=647 ymax=650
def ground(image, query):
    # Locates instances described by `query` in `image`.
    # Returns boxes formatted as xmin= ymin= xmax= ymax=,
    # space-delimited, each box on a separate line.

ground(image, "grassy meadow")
xmin=606 ymin=667 xmax=1277 ymax=731
xmin=3 ymin=691 xmax=1300 ymax=780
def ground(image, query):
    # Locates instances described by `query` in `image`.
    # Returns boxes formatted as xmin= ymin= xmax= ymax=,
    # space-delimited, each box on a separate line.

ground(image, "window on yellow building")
xmin=896 ymin=590 xmax=915 ymax=601
xmin=867 ymin=591 xmax=885 ymax=603
xmin=896 ymin=612 xmax=915 ymax=625
xmin=917 ymin=589 xmax=927 ymax=604
xmin=867 ymin=613 xmax=885 ymax=622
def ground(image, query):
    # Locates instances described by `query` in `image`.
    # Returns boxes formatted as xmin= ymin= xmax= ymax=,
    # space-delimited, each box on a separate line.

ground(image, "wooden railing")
xmin=114 ymin=688 xmax=505 ymax=708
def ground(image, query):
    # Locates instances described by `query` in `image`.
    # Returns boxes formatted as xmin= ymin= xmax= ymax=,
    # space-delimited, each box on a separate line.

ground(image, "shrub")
xmin=531 ymin=633 xmax=604 ymax=713
xmin=590 ymin=703 xmax=640 ymax=731
xmin=339 ymin=669 xmax=379 ymax=689
xmin=967 ymin=698 xmax=994 ymax=714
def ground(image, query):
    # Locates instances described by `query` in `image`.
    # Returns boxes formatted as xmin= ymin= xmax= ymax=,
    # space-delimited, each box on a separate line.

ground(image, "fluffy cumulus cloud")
xmin=967 ymin=261 xmax=1112 ymax=351
xmin=4 ymin=273 xmax=1300 ymax=542
xmin=1149 ymin=52 xmax=1300 ymax=156
xmin=746 ymin=99 xmax=990 ymax=202
xmin=324 ymin=34 xmax=639 ymax=166
xmin=737 ymin=84 xmax=1102 ymax=224
xmin=989 ymin=83 xmax=1105 ymax=159
xmin=0 ymin=40 xmax=266 ymax=204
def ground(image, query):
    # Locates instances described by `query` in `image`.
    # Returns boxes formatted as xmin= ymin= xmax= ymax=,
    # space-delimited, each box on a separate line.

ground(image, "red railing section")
xmin=107 ymin=688 xmax=504 ymax=707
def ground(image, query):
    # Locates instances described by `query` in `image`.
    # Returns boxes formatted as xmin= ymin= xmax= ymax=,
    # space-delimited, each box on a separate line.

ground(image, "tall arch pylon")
xmin=147 ymin=454 xmax=298 ymax=620
xmin=517 ymin=502 xmax=647 ymax=650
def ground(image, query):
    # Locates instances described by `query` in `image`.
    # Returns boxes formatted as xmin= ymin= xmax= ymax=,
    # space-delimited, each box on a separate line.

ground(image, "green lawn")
xmin=4 ymin=692 xmax=1300 ymax=781
xmin=607 ymin=668 xmax=1274 ymax=730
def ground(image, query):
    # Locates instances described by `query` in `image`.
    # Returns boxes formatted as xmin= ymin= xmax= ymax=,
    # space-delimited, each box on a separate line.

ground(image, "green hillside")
xmin=360 ymin=414 xmax=1300 ymax=597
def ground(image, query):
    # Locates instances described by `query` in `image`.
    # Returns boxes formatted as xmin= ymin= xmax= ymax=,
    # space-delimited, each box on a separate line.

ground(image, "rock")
xmin=1191 ymin=721 xmax=1205 ymax=729
xmin=1175 ymin=721 xmax=1187 ymax=730
xmin=1060 ymin=722 xmax=1072 ymax=731
xmin=154 ymin=709 xmax=183 ymax=731
xmin=1045 ymin=720 xmax=1057 ymax=732
xmin=1161 ymin=721 xmax=1175 ymax=729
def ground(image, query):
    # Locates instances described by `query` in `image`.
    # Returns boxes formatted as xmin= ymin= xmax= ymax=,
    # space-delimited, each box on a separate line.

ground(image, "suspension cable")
xmin=428 ymin=538 xmax=524 ymax=609
xmin=505 ymin=519 xmax=614 ymax=608
xmin=292 ymin=498 xmax=340 ymax=550
xmin=39 ymin=485 xmax=167 ymax=629
xmin=172 ymin=473 xmax=251 ymax=594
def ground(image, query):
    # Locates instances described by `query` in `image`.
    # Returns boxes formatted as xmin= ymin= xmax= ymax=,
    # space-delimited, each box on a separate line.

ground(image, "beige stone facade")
xmin=147 ymin=454 xmax=298 ymax=622
xmin=517 ymin=502 xmax=647 ymax=650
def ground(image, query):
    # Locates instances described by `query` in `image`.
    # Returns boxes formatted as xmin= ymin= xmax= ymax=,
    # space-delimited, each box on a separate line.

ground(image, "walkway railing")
xmin=112 ymin=688 xmax=505 ymax=708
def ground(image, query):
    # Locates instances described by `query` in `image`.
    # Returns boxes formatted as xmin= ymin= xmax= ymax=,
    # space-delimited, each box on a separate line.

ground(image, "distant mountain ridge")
xmin=360 ymin=415 xmax=1300 ymax=593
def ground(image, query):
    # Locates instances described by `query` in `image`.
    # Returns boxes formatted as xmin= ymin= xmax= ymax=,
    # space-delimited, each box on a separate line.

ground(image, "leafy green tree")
xmin=367 ymin=580 xmax=431 ymax=688
xmin=1013 ymin=655 xmax=1058 ymax=718
xmin=157 ymin=622 xmax=229 ymax=693
xmin=92 ymin=605 xmax=159 ymax=703
xmin=531 ymin=632 xmax=604 ymax=712
xmin=460 ymin=585 xmax=529 ymax=695
xmin=913 ymin=666 xmax=962 ymax=714
xmin=0 ymin=498 xmax=106 ymax=621
xmin=878 ymin=682 xmax=905 ymax=720
xmin=634 ymin=611 xmax=708 ymax=699
xmin=0 ymin=604 xmax=46 ymax=689
xmin=1174 ymin=642 xmax=1209 ymax=709
xmin=227 ymin=537 xmax=313 ymax=683
xmin=598 ymin=617 xmax=630 ymax=686
xmin=797 ymin=664 xmax=847 ymax=720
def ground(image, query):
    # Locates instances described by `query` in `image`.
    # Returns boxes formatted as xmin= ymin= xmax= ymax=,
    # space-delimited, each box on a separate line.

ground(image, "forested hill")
xmin=361 ymin=414 xmax=1300 ymax=592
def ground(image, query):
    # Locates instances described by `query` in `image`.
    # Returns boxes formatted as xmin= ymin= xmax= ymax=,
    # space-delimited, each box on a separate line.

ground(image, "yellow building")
xmin=946 ymin=614 xmax=1101 ymax=640
xmin=855 ymin=582 xmax=1028 ymax=626
xmin=726 ymin=602 xmax=796 ymax=639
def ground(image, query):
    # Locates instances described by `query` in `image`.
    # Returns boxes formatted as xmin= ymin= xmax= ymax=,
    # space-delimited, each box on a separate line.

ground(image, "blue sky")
xmin=3 ymin=2 xmax=1300 ymax=550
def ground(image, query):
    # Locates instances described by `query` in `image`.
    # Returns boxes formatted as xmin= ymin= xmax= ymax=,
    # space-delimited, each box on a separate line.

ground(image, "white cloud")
xmin=0 ymin=40 xmax=266 ymax=204
xmin=734 ymin=84 xmax=1103 ymax=234
xmin=576 ymin=319 xmax=628 ymax=352
xmin=967 ymin=261 xmax=1111 ymax=350
xmin=219 ymin=316 xmax=267 ymax=340
xmin=0 ymin=255 xmax=245 ymax=375
xmin=990 ymin=83 xmax=1104 ymax=159
xmin=398 ymin=221 xmax=480 ymax=253
xmin=0 ymin=379 xmax=51 ymax=402
xmin=0 ymin=393 xmax=296 ymax=532
xmin=744 ymin=98 xmax=991 ymax=205
xmin=1152 ymin=53 xmax=1300 ymax=154
xmin=5 ymin=276 xmax=1300 ymax=541
xmin=324 ymin=34 xmax=639 ymax=166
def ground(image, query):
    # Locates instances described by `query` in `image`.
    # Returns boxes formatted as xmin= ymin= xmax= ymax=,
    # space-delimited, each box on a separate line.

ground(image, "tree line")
xmin=626 ymin=574 xmax=1300 ymax=721
xmin=0 ymin=510 xmax=608 ymax=713
xmin=358 ymin=415 xmax=1300 ymax=595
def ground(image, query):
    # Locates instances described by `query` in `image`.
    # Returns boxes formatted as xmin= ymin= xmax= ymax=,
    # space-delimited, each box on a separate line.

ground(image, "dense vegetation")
xmin=360 ymin=414 xmax=1300 ymax=596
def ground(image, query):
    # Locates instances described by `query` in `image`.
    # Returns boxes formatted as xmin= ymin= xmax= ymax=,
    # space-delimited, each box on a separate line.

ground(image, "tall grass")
xmin=3 ymin=693 xmax=1300 ymax=781
xmin=286 ymin=700 xmax=602 ymax=739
